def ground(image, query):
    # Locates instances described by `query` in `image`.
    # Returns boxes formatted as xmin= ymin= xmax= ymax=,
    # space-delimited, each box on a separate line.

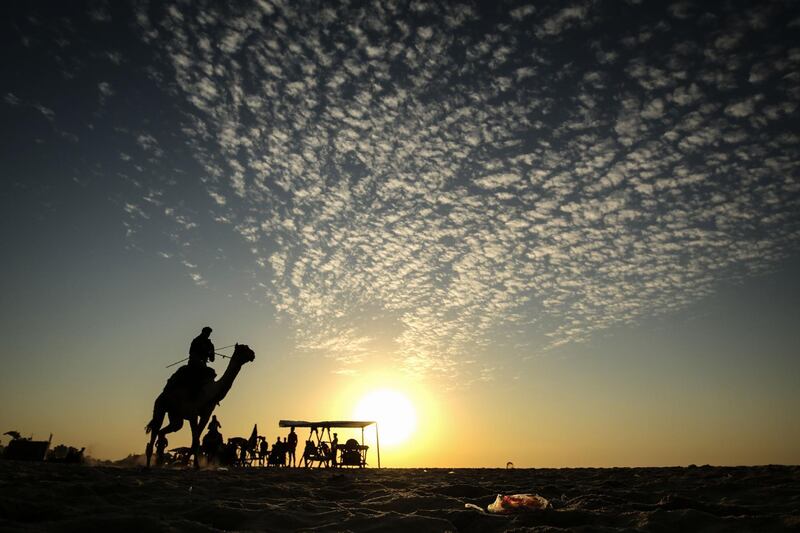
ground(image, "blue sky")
xmin=1 ymin=0 xmax=799 ymax=464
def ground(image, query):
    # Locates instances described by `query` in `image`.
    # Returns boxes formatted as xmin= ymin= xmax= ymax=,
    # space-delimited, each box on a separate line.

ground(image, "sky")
xmin=1 ymin=0 xmax=799 ymax=467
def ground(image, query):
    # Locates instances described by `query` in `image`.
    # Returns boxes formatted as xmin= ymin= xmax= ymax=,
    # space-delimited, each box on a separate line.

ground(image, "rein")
xmin=164 ymin=344 xmax=235 ymax=368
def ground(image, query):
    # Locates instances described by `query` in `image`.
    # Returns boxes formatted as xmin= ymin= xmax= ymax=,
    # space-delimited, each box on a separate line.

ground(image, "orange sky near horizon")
xmin=2 ymin=305 xmax=798 ymax=468
xmin=2 ymin=1 xmax=800 ymax=470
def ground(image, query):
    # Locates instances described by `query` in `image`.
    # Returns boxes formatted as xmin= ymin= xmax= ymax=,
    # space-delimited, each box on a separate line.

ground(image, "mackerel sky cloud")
xmin=4 ymin=0 xmax=800 ymax=381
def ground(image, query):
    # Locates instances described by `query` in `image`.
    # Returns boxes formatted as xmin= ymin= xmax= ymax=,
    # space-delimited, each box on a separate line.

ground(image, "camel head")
xmin=231 ymin=343 xmax=256 ymax=365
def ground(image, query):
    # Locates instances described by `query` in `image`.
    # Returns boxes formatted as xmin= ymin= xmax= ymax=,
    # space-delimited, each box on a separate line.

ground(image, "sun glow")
xmin=352 ymin=389 xmax=417 ymax=447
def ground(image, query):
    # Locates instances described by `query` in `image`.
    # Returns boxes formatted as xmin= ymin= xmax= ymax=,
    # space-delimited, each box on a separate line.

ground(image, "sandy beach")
xmin=1 ymin=462 xmax=798 ymax=532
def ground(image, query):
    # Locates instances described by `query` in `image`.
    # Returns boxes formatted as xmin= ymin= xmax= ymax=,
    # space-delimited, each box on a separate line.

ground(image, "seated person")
xmin=318 ymin=442 xmax=330 ymax=467
xmin=301 ymin=440 xmax=316 ymax=467
xmin=269 ymin=437 xmax=284 ymax=466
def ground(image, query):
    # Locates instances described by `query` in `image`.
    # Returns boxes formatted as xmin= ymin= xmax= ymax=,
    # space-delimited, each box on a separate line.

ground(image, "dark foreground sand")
xmin=1 ymin=462 xmax=799 ymax=532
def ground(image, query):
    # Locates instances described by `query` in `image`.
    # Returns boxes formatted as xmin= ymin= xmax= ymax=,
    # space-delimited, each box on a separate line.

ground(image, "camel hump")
xmin=164 ymin=364 xmax=216 ymax=393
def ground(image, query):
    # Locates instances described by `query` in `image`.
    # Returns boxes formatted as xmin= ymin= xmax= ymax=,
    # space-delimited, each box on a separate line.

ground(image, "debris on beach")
xmin=464 ymin=503 xmax=485 ymax=513
xmin=487 ymin=493 xmax=551 ymax=513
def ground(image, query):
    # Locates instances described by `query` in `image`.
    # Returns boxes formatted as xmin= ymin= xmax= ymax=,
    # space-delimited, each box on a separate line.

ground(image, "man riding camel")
xmin=187 ymin=326 xmax=216 ymax=388
xmin=164 ymin=326 xmax=217 ymax=394
xmin=190 ymin=326 xmax=215 ymax=366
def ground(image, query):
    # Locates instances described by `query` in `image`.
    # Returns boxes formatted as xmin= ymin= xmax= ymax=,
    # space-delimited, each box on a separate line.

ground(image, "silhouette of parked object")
xmin=221 ymin=441 xmax=239 ymax=466
xmin=217 ymin=434 xmax=266 ymax=468
xmin=48 ymin=444 xmax=85 ymax=464
xmin=145 ymin=343 xmax=255 ymax=468
xmin=279 ymin=420 xmax=380 ymax=468
xmin=221 ymin=437 xmax=249 ymax=467
xmin=3 ymin=431 xmax=52 ymax=461
xmin=339 ymin=438 xmax=369 ymax=468
xmin=3 ymin=432 xmax=87 ymax=463
xmin=169 ymin=447 xmax=193 ymax=466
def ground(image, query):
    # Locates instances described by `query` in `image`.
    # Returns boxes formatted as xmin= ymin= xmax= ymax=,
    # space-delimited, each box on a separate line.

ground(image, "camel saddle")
xmin=164 ymin=363 xmax=217 ymax=394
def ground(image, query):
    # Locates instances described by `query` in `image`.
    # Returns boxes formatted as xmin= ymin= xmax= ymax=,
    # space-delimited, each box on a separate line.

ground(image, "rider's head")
xmin=202 ymin=326 xmax=212 ymax=336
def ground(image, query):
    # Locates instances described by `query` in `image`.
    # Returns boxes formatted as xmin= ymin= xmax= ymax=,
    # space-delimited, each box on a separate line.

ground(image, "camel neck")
xmin=213 ymin=358 xmax=243 ymax=403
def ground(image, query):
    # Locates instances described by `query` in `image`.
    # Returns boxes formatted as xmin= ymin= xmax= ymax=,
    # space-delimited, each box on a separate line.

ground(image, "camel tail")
xmin=145 ymin=393 xmax=166 ymax=435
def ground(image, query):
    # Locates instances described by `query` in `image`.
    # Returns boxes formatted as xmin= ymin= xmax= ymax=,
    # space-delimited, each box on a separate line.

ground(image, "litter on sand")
xmin=464 ymin=503 xmax=485 ymax=513
xmin=487 ymin=493 xmax=551 ymax=513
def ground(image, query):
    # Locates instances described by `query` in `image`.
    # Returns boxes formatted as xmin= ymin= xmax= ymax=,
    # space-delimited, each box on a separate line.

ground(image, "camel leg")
xmin=145 ymin=393 xmax=167 ymax=468
xmin=146 ymin=435 xmax=156 ymax=468
xmin=146 ymin=426 xmax=160 ymax=468
xmin=197 ymin=413 xmax=211 ymax=437
xmin=194 ymin=413 xmax=211 ymax=468
xmin=146 ymin=414 xmax=183 ymax=468
xmin=189 ymin=417 xmax=203 ymax=469
xmin=157 ymin=414 xmax=184 ymax=443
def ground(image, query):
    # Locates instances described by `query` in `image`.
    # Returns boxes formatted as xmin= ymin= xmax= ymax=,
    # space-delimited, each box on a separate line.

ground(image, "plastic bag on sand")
xmin=487 ymin=493 xmax=551 ymax=513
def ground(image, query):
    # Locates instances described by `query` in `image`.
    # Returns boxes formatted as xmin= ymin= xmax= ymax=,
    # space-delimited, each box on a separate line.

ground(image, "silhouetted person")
xmin=330 ymin=433 xmax=339 ymax=467
xmin=302 ymin=439 xmax=315 ymax=467
xmin=186 ymin=326 xmax=216 ymax=393
xmin=259 ymin=437 xmax=268 ymax=466
xmin=269 ymin=437 xmax=284 ymax=467
xmin=202 ymin=427 xmax=223 ymax=464
xmin=287 ymin=426 xmax=298 ymax=467
xmin=190 ymin=326 xmax=215 ymax=366
xmin=208 ymin=415 xmax=221 ymax=433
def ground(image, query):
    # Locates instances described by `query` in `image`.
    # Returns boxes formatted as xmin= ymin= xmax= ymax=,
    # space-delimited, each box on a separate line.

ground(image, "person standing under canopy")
xmin=287 ymin=426 xmax=298 ymax=467
xmin=330 ymin=433 xmax=339 ymax=467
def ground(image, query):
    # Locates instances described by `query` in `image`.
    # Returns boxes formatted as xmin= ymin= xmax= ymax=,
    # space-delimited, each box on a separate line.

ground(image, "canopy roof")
xmin=279 ymin=420 xmax=376 ymax=429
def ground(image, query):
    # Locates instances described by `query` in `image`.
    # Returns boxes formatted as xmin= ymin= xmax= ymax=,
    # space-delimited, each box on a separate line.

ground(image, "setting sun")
xmin=353 ymin=389 xmax=417 ymax=447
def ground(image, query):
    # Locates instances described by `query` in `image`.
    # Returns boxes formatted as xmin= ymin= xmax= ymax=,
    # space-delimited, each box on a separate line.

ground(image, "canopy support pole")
xmin=375 ymin=423 xmax=380 ymax=469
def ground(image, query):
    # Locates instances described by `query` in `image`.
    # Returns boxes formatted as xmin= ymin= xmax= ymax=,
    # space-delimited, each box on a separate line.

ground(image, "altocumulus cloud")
xmin=99 ymin=1 xmax=800 ymax=378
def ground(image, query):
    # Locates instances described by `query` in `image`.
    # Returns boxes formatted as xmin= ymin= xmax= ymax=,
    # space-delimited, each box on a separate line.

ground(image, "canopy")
xmin=278 ymin=420 xmax=380 ymax=467
xmin=279 ymin=420 xmax=376 ymax=429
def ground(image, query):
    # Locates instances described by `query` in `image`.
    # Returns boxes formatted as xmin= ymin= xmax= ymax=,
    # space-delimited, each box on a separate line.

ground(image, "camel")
xmin=145 ymin=343 xmax=255 ymax=468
